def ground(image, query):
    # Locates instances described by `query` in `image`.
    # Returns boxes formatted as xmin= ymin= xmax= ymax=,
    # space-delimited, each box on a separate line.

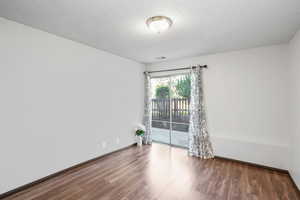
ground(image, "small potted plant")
xmin=135 ymin=124 xmax=145 ymax=146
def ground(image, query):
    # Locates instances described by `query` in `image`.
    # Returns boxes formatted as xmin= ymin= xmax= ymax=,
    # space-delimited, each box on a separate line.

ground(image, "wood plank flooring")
xmin=2 ymin=143 xmax=299 ymax=200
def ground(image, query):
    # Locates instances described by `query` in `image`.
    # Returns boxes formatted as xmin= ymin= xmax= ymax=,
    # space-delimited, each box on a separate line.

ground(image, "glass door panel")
xmin=151 ymin=77 xmax=171 ymax=145
xmin=170 ymin=74 xmax=190 ymax=148
xmin=151 ymin=74 xmax=190 ymax=148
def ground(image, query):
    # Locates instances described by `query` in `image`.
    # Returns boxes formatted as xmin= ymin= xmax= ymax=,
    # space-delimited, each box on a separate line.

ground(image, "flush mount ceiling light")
xmin=146 ymin=16 xmax=173 ymax=34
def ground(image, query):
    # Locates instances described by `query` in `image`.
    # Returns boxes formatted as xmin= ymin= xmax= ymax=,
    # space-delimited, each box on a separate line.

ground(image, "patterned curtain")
xmin=188 ymin=67 xmax=214 ymax=158
xmin=142 ymin=72 xmax=152 ymax=144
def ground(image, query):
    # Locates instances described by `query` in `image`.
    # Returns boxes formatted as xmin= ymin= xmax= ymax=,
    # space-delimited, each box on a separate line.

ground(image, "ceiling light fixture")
xmin=146 ymin=16 xmax=173 ymax=34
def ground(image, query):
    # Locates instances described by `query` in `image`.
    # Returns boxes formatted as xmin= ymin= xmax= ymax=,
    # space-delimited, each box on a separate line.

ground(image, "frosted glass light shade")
xmin=146 ymin=16 xmax=173 ymax=33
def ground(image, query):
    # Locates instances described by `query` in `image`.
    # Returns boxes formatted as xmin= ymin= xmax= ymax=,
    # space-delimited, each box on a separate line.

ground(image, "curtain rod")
xmin=144 ymin=65 xmax=207 ymax=74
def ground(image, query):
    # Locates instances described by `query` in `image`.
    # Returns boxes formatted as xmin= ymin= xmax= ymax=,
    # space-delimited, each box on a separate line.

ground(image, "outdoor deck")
xmin=152 ymin=127 xmax=188 ymax=148
xmin=151 ymin=96 xmax=190 ymax=148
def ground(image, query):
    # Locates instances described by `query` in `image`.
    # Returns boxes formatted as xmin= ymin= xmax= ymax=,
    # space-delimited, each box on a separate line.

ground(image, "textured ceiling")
xmin=0 ymin=0 xmax=300 ymax=63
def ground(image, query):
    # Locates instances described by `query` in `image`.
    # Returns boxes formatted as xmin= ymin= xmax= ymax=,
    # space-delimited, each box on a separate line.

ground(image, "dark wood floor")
xmin=2 ymin=143 xmax=299 ymax=200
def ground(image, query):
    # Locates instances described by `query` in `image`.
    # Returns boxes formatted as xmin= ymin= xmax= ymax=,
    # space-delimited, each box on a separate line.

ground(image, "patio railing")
xmin=151 ymin=98 xmax=190 ymax=131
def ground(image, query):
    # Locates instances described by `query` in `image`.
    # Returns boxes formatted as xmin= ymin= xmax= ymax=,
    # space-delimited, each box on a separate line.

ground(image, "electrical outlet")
xmin=116 ymin=137 xmax=120 ymax=144
xmin=102 ymin=141 xmax=107 ymax=149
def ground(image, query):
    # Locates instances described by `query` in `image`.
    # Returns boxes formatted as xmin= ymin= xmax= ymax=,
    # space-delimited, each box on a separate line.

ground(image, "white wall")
xmin=0 ymin=17 xmax=144 ymax=194
xmin=289 ymin=29 xmax=300 ymax=188
xmin=147 ymin=44 xmax=290 ymax=169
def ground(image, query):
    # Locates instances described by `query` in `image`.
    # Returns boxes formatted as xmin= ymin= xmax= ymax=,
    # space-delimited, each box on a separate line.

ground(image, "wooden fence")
xmin=151 ymin=98 xmax=190 ymax=123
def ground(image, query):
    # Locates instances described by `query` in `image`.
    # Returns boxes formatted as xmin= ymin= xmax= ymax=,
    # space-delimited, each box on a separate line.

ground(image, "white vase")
xmin=137 ymin=136 xmax=143 ymax=146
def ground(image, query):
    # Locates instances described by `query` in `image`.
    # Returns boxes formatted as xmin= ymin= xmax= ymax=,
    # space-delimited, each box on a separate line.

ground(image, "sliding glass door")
xmin=151 ymin=74 xmax=190 ymax=148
